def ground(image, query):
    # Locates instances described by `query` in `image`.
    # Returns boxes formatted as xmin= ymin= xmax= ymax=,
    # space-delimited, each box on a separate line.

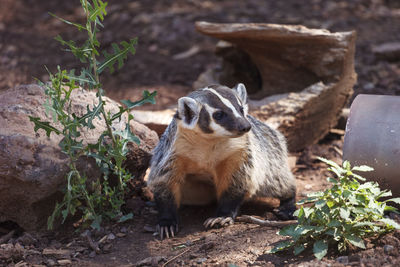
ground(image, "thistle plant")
xmin=29 ymin=0 xmax=156 ymax=230
xmin=270 ymin=158 xmax=400 ymax=260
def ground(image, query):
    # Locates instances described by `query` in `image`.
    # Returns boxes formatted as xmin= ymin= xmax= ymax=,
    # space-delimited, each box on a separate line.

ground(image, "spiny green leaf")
xmin=55 ymin=35 xmax=91 ymax=62
xmin=88 ymin=0 xmax=108 ymax=21
xmin=67 ymin=69 xmax=97 ymax=87
xmin=121 ymin=90 xmax=157 ymax=109
xmin=98 ymin=38 xmax=137 ymax=74
xmin=49 ymin=12 xmax=85 ymax=31
xmin=313 ymin=240 xmax=328 ymax=260
xmin=29 ymin=116 xmax=61 ymax=137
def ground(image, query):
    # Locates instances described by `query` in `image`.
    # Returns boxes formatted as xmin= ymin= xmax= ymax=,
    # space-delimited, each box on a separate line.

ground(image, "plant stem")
xmin=84 ymin=0 xmax=116 ymax=147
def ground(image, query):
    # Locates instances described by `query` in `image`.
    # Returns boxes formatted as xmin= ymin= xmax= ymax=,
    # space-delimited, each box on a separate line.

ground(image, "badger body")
xmin=148 ymin=84 xmax=296 ymax=238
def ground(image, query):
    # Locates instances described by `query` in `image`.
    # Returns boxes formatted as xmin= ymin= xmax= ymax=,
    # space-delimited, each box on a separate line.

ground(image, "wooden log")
xmin=194 ymin=22 xmax=357 ymax=151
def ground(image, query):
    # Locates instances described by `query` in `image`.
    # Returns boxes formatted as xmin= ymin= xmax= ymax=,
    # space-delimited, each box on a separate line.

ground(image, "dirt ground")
xmin=1 ymin=0 xmax=400 ymax=266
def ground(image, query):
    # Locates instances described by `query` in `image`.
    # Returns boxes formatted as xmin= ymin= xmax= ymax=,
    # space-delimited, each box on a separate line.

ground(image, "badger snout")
xmin=236 ymin=119 xmax=252 ymax=135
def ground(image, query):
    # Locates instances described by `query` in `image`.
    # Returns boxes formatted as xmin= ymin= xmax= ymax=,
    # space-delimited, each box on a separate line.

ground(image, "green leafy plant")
xmin=270 ymin=157 xmax=400 ymax=260
xmin=28 ymin=0 xmax=156 ymax=230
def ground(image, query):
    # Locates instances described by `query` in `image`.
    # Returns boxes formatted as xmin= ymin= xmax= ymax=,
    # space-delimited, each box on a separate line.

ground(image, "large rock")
xmin=0 ymin=84 xmax=158 ymax=230
xmin=194 ymin=22 xmax=357 ymax=151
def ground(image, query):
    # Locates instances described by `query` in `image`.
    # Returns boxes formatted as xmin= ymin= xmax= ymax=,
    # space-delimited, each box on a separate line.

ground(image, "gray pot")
xmin=343 ymin=94 xmax=400 ymax=196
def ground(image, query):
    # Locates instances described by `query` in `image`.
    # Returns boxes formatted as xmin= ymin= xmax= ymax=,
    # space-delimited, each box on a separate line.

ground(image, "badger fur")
xmin=147 ymin=84 xmax=296 ymax=238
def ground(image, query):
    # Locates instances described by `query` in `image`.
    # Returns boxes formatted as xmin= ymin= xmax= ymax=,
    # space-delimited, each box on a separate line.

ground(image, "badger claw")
xmin=157 ymin=224 xmax=178 ymax=239
xmin=204 ymin=216 xmax=234 ymax=228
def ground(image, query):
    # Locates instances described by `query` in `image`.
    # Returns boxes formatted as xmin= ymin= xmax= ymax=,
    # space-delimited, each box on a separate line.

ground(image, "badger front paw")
xmin=203 ymin=216 xmax=234 ymax=228
xmin=274 ymin=196 xmax=296 ymax=220
xmin=157 ymin=222 xmax=179 ymax=239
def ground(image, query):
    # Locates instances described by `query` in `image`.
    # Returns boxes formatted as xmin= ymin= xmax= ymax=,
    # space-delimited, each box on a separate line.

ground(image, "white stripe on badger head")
xmin=203 ymin=87 xmax=241 ymax=118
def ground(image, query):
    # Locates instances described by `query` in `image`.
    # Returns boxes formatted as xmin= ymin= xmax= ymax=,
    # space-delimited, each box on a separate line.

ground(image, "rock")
xmin=0 ymin=84 xmax=158 ymax=230
xmin=131 ymin=109 xmax=175 ymax=136
xmin=195 ymin=22 xmax=356 ymax=151
xmin=384 ymin=244 xmax=394 ymax=255
xmin=116 ymin=233 xmax=126 ymax=238
xmin=57 ymin=259 xmax=72 ymax=266
xmin=135 ymin=256 xmax=166 ymax=266
xmin=143 ymin=225 xmax=155 ymax=233
xmin=372 ymin=42 xmax=400 ymax=61
xmin=16 ymin=233 xmax=37 ymax=246
xmin=42 ymin=248 xmax=71 ymax=258
xmin=196 ymin=258 xmax=207 ymax=264
xmin=336 ymin=255 xmax=349 ymax=264
xmin=107 ymin=233 xmax=116 ymax=240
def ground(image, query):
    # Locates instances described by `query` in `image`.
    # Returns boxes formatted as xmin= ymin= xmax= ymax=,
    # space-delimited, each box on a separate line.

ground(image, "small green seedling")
xmin=270 ymin=157 xmax=400 ymax=260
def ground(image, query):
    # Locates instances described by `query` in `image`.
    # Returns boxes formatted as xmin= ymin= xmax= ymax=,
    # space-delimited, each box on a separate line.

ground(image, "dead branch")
xmin=236 ymin=215 xmax=297 ymax=227
xmin=162 ymin=248 xmax=191 ymax=267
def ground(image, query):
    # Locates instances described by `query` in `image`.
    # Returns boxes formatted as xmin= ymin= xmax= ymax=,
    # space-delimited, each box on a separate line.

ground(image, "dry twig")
xmin=84 ymin=233 xmax=101 ymax=254
xmin=236 ymin=215 xmax=297 ymax=227
xmin=162 ymin=248 xmax=191 ymax=267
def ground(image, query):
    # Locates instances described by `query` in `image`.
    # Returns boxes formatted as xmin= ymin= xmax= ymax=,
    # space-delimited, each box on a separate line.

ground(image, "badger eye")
xmin=213 ymin=110 xmax=226 ymax=121
xmin=239 ymin=106 xmax=244 ymax=115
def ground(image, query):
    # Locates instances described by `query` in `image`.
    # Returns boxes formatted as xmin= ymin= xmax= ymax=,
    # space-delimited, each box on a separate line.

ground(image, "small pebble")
xmin=384 ymin=244 xmax=394 ymax=254
xmin=196 ymin=258 xmax=207 ymax=264
xmin=107 ymin=233 xmax=116 ymax=240
xmin=336 ymin=256 xmax=349 ymax=264
xmin=116 ymin=233 xmax=126 ymax=238
xmin=143 ymin=225 xmax=156 ymax=233
xmin=89 ymin=251 xmax=96 ymax=258
xmin=120 ymin=227 xmax=128 ymax=233
xmin=57 ymin=259 xmax=72 ymax=266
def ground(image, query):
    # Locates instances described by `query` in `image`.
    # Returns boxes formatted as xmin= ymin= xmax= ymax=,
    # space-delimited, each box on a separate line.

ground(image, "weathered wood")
xmin=195 ymin=22 xmax=357 ymax=151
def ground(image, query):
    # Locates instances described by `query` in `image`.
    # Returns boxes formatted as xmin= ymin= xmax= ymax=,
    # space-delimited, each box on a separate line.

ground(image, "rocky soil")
xmin=1 ymin=0 xmax=400 ymax=266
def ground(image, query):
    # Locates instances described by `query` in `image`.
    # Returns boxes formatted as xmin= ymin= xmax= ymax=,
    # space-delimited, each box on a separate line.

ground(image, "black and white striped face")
xmin=177 ymin=83 xmax=251 ymax=138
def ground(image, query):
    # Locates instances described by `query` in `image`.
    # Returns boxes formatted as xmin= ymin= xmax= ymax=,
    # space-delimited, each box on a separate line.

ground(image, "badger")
xmin=147 ymin=84 xmax=296 ymax=239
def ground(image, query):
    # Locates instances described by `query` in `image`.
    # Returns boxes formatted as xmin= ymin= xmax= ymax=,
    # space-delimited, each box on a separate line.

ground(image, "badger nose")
xmin=238 ymin=121 xmax=251 ymax=133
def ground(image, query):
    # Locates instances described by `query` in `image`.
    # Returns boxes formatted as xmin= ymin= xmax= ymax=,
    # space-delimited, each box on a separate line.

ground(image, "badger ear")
xmin=233 ymin=83 xmax=248 ymax=104
xmin=177 ymin=97 xmax=201 ymax=129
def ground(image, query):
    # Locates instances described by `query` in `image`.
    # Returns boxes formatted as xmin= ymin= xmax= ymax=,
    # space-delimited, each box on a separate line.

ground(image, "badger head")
xmin=176 ymin=83 xmax=251 ymax=138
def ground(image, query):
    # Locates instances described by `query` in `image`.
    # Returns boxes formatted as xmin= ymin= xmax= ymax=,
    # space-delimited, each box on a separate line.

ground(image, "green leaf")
xmin=269 ymin=240 xmax=293 ymax=253
xmin=118 ymin=213 xmax=133 ymax=223
xmin=327 ymin=177 xmax=338 ymax=184
xmin=121 ymin=90 xmax=157 ymax=109
xmin=91 ymin=215 xmax=102 ymax=230
xmin=386 ymin=197 xmax=400 ymax=205
xmin=352 ymin=165 xmax=374 ymax=172
xmin=49 ymin=12 xmax=86 ymax=31
xmin=313 ymin=240 xmax=328 ymax=260
xmin=29 ymin=116 xmax=61 ymax=137
xmin=98 ymin=38 xmax=137 ymax=74
xmin=380 ymin=218 xmax=400 ymax=229
xmin=345 ymin=234 xmax=366 ymax=249
xmin=340 ymin=208 xmax=350 ymax=220
xmin=352 ymin=173 xmax=367 ymax=181
xmin=343 ymin=160 xmax=351 ymax=171
xmin=317 ymin=157 xmax=341 ymax=170
xmin=294 ymin=244 xmax=306 ymax=255
xmin=88 ymin=0 xmax=108 ymax=22
xmin=327 ymin=219 xmax=341 ymax=227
